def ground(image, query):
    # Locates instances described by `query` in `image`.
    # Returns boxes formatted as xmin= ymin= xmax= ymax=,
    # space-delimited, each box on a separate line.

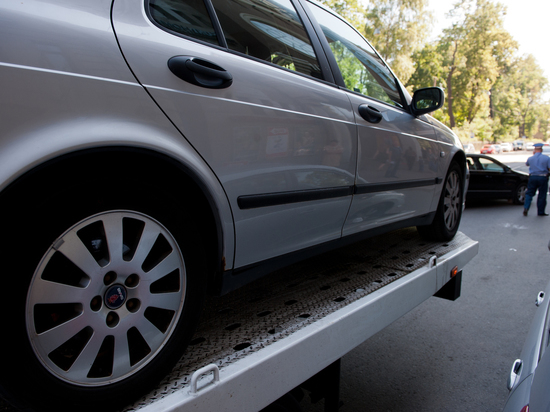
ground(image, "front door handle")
xmin=358 ymin=104 xmax=383 ymax=124
xmin=168 ymin=56 xmax=233 ymax=89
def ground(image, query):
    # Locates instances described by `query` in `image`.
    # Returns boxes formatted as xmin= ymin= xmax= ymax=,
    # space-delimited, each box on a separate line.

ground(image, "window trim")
xmin=299 ymin=0 xmax=409 ymax=112
xmin=144 ymin=0 xmax=336 ymax=84
xmin=145 ymin=0 xmax=226 ymax=49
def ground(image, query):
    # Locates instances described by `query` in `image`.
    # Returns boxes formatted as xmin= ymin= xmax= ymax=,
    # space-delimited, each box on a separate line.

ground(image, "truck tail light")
xmin=451 ymin=266 xmax=459 ymax=278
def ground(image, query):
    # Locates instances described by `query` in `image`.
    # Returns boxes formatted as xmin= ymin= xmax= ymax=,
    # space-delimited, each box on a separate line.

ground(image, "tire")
xmin=417 ymin=161 xmax=463 ymax=241
xmin=513 ymin=182 xmax=527 ymax=205
xmin=0 ymin=180 xmax=206 ymax=412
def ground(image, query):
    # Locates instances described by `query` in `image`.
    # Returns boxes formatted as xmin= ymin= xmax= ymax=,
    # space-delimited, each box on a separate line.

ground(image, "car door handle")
xmin=358 ymin=104 xmax=383 ymax=124
xmin=168 ymin=56 xmax=233 ymax=89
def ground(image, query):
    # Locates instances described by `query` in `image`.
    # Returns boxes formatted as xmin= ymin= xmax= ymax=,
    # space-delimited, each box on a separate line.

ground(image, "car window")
xmin=149 ymin=0 xmax=220 ymax=45
xmin=478 ymin=158 xmax=504 ymax=172
xmin=149 ymin=0 xmax=323 ymax=79
xmin=211 ymin=0 xmax=322 ymax=78
xmin=306 ymin=1 xmax=403 ymax=108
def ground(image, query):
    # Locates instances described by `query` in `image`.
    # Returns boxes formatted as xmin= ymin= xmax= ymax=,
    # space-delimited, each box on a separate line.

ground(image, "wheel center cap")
xmin=105 ymin=284 xmax=127 ymax=310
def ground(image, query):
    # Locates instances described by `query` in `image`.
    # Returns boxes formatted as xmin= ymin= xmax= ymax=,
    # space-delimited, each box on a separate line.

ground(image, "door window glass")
xmin=149 ymin=0 xmax=219 ymax=45
xmin=210 ymin=0 xmax=322 ymax=78
xmin=307 ymin=2 xmax=403 ymax=107
xmin=478 ymin=158 xmax=504 ymax=172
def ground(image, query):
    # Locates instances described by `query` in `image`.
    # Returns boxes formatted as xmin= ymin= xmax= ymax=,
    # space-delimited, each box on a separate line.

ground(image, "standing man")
xmin=524 ymin=143 xmax=550 ymax=216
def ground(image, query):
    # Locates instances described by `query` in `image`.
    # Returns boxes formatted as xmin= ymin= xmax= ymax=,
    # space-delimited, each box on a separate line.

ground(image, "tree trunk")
xmin=447 ymin=70 xmax=455 ymax=129
xmin=446 ymin=42 xmax=459 ymax=129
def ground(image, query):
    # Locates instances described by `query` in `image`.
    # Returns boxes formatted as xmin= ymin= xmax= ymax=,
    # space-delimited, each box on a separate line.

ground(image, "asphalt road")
xmin=302 ymin=151 xmax=550 ymax=412
xmin=2 ymin=151 xmax=547 ymax=412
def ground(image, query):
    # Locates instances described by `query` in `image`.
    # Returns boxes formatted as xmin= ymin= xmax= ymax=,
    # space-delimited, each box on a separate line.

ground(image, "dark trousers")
xmin=524 ymin=175 xmax=549 ymax=215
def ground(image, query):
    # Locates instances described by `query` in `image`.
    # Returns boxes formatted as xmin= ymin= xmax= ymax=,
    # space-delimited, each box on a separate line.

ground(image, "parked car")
xmin=466 ymin=154 xmax=528 ymax=204
xmin=513 ymin=140 xmax=524 ymax=151
xmin=0 ymin=1 xmax=467 ymax=411
xmin=525 ymin=142 xmax=535 ymax=151
xmin=500 ymin=142 xmax=513 ymax=152
xmin=503 ymin=275 xmax=550 ymax=412
xmin=480 ymin=144 xmax=500 ymax=154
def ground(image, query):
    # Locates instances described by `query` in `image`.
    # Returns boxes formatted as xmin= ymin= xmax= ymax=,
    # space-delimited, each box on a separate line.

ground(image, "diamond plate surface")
xmin=124 ymin=228 xmax=470 ymax=411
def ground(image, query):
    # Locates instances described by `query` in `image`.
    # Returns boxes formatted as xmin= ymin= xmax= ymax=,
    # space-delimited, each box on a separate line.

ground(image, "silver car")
xmin=503 ymin=277 xmax=550 ymax=412
xmin=0 ymin=0 xmax=467 ymax=410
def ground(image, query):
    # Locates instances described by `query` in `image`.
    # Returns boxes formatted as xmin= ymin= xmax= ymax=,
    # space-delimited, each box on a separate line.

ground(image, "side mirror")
xmin=411 ymin=87 xmax=445 ymax=117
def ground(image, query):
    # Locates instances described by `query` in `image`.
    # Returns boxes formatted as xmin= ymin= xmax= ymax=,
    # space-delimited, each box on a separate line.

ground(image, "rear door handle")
xmin=168 ymin=56 xmax=233 ymax=89
xmin=358 ymin=104 xmax=383 ymax=123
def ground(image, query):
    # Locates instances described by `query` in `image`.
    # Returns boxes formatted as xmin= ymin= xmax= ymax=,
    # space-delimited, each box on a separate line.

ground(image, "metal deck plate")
xmin=124 ymin=228 xmax=469 ymax=411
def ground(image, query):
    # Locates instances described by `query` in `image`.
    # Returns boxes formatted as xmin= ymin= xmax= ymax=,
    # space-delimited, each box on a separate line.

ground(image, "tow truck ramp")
xmin=120 ymin=228 xmax=478 ymax=412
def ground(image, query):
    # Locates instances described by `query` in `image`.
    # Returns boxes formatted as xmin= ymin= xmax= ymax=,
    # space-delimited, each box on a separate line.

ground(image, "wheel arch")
xmin=0 ymin=146 xmax=228 ymax=295
xmin=451 ymin=150 xmax=467 ymax=179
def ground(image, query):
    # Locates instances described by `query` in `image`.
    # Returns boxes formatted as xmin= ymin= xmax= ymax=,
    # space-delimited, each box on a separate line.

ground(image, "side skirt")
xmin=218 ymin=213 xmax=436 ymax=295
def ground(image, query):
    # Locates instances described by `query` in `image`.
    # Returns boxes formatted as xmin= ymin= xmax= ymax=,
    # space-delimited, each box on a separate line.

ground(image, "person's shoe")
xmin=538 ymin=213 xmax=549 ymax=216
xmin=523 ymin=209 xmax=528 ymax=216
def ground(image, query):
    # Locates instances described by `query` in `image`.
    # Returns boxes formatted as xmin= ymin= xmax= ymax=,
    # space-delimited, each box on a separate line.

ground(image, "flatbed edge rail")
xmin=132 ymin=230 xmax=478 ymax=412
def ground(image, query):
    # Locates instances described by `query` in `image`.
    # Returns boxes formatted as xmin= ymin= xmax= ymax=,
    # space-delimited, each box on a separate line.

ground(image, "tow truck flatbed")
xmin=114 ymin=228 xmax=478 ymax=412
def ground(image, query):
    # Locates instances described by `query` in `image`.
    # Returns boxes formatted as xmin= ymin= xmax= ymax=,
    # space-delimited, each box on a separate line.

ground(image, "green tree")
xmin=492 ymin=54 xmax=548 ymax=139
xmin=407 ymin=42 xmax=448 ymax=123
xmin=426 ymin=0 xmax=516 ymax=129
xmin=320 ymin=0 xmax=365 ymax=32
xmin=362 ymin=0 xmax=432 ymax=83
xmin=536 ymin=103 xmax=550 ymax=141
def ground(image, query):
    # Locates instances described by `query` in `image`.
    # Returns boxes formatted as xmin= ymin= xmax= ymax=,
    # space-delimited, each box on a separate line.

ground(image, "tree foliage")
xmin=426 ymin=0 xmax=516 ymax=129
xmin=320 ymin=0 xmax=365 ymax=31
xmin=322 ymin=0 xmax=549 ymax=141
xmin=362 ymin=0 xmax=432 ymax=83
xmin=495 ymin=55 xmax=548 ymax=137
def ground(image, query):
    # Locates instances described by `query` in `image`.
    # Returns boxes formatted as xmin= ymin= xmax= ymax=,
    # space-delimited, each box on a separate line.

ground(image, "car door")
xmin=468 ymin=156 xmax=516 ymax=199
xmin=112 ymin=0 xmax=357 ymax=268
xmin=304 ymin=1 xmax=442 ymax=235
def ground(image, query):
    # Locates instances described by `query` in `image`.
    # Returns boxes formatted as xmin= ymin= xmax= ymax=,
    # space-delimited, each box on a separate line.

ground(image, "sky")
xmin=429 ymin=0 xmax=550 ymax=79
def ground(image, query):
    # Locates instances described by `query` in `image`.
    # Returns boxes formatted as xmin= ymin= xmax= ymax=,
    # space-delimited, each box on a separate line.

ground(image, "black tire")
xmin=0 ymin=179 xmax=207 ymax=412
xmin=417 ymin=161 xmax=464 ymax=241
xmin=513 ymin=182 xmax=527 ymax=205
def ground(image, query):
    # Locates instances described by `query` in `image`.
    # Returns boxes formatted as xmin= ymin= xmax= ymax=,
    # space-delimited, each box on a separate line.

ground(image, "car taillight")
xmin=520 ymin=405 xmax=529 ymax=412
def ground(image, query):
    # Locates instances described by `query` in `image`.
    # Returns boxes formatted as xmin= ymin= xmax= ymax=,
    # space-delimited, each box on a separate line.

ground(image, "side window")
xmin=478 ymin=158 xmax=504 ymax=172
xmin=149 ymin=0 xmax=322 ymax=79
xmin=307 ymin=2 xmax=403 ymax=108
xmin=211 ymin=0 xmax=322 ymax=78
xmin=149 ymin=0 xmax=219 ymax=46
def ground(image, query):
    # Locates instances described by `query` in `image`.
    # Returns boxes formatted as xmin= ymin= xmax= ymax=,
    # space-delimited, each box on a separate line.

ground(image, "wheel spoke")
xmin=136 ymin=319 xmax=167 ymax=349
xmin=141 ymin=250 xmax=183 ymax=282
xmin=132 ymin=222 xmax=162 ymax=267
xmin=30 ymin=279 xmax=90 ymax=304
xmin=445 ymin=205 xmax=456 ymax=228
xmin=66 ymin=332 xmax=106 ymax=379
xmin=111 ymin=333 xmax=131 ymax=377
xmin=57 ymin=231 xmax=101 ymax=276
xmin=146 ymin=292 xmax=183 ymax=312
xmin=101 ymin=213 xmax=124 ymax=266
xmin=35 ymin=314 xmax=89 ymax=354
